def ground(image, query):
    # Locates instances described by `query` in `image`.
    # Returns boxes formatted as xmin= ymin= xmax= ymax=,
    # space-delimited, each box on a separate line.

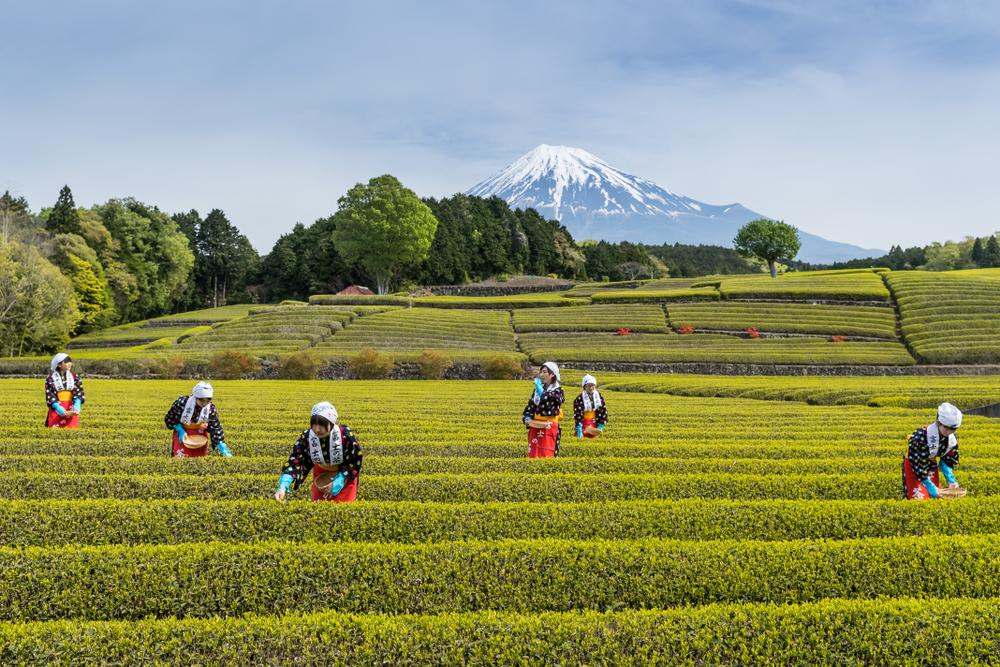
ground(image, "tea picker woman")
xmin=164 ymin=381 xmax=232 ymax=458
xmin=45 ymin=353 xmax=85 ymax=429
xmin=274 ymin=401 xmax=363 ymax=503
xmin=574 ymin=374 xmax=609 ymax=439
xmin=522 ymin=361 xmax=565 ymax=458
xmin=903 ymin=402 xmax=963 ymax=500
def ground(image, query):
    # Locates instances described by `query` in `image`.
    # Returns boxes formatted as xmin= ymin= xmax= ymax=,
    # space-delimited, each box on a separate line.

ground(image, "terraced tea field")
xmin=3 ymin=377 xmax=1000 ymax=662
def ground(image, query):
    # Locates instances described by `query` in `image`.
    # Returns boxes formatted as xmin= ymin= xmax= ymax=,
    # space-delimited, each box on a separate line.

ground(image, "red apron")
xmin=311 ymin=465 xmax=358 ymax=503
xmin=902 ymin=456 xmax=941 ymax=500
xmin=172 ymin=423 xmax=210 ymax=458
xmin=46 ymin=391 xmax=79 ymax=429
xmin=582 ymin=410 xmax=600 ymax=439
xmin=528 ymin=414 xmax=560 ymax=458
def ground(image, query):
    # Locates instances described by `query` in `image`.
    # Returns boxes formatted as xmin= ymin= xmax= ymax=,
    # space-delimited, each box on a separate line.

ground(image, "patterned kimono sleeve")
xmin=71 ymin=375 xmax=85 ymax=405
xmin=522 ymin=396 xmax=535 ymax=427
xmin=941 ymin=436 xmax=959 ymax=469
xmin=44 ymin=376 xmax=58 ymax=408
xmin=595 ymin=399 xmax=609 ymax=426
xmin=164 ymin=396 xmax=187 ymax=430
xmin=339 ymin=426 xmax=363 ymax=482
xmin=206 ymin=405 xmax=226 ymax=449
xmin=281 ymin=430 xmax=314 ymax=490
xmin=906 ymin=428 xmax=934 ymax=483
xmin=573 ymin=394 xmax=585 ymax=427
xmin=552 ymin=388 xmax=565 ymax=414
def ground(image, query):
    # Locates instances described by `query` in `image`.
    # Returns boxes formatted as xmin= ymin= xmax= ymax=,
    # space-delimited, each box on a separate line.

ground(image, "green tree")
xmin=49 ymin=233 xmax=116 ymax=334
xmin=971 ymin=238 xmax=984 ymax=266
xmin=0 ymin=241 xmax=81 ymax=356
xmin=983 ymin=236 xmax=1000 ymax=269
xmin=733 ymin=219 xmax=802 ymax=278
xmin=47 ymin=186 xmax=83 ymax=237
xmin=96 ymin=198 xmax=194 ymax=321
xmin=333 ymin=175 xmax=438 ymax=294
xmin=0 ymin=190 xmax=30 ymax=245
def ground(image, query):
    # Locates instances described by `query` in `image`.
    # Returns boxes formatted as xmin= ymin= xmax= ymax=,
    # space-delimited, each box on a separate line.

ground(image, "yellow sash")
xmin=583 ymin=410 xmax=596 ymax=419
xmin=534 ymin=410 xmax=562 ymax=423
xmin=57 ymin=390 xmax=72 ymax=402
xmin=315 ymin=463 xmax=340 ymax=471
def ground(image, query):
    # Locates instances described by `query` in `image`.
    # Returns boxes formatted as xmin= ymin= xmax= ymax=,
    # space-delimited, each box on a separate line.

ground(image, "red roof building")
xmin=337 ymin=285 xmax=376 ymax=296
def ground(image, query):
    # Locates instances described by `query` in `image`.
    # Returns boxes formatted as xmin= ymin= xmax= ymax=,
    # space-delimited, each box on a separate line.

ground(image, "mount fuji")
xmin=466 ymin=145 xmax=885 ymax=264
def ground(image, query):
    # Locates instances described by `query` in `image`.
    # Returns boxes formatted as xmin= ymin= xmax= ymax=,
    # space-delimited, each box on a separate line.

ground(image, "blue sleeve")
xmin=938 ymin=461 xmax=957 ymax=485
xmin=922 ymin=479 xmax=940 ymax=498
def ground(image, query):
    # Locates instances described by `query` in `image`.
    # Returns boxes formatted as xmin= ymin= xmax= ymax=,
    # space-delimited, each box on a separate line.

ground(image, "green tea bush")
xmin=277 ymin=349 xmax=323 ymax=380
xmin=417 ymin=351 xmax=453 ymax=380
xmin=482 ymin=354 xmax=525 ymax=380
xmin=207 ymin=350 xmax=261 ymax=380
xmin=348 ymin=349 xmax=394 ymax=379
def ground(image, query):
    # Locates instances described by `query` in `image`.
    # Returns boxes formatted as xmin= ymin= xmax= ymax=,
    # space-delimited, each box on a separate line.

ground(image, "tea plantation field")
xmin=9 ymin=267 xmax=1000 ymax=377
xmin=2 ymin=377 xmax=1000 ymax=663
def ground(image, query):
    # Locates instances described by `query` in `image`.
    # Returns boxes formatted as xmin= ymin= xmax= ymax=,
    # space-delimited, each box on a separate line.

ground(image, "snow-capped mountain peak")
xmin=464 ymin=145 xmax=887 ymax=264
xmin=466 ymin=144 xmax=708 ymax=222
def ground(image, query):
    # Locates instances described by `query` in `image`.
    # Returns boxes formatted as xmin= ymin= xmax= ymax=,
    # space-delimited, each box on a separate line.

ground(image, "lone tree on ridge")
xmin=733 ymin=218 xmax=801 ymax=278
xmin=333 ymin=175 xmax=438 ymax=295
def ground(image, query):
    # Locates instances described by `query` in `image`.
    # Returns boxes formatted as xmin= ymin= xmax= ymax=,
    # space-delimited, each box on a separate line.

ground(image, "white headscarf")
xmin=938 ymin=402 xmax=962 ymax=429
xmin=49 ymin=353 xmax=74 ymax=392
xmin=532 ymin=363 xmax=561 ymax=406
xmin=541 ymin=361 xmax=560 ymax=382
xmin=308 ymin=401 xmax=343 ymax=465
xmin=311 ymin=401 xmax=338 ymax=425
xmin=50 ymin=353 xmax=69 ymax=372
xmin=580 ymin=374 xmax=602 ymax=411
xmin=181 ymin=382 xmax=214 ymax=426
xmin=192 ymin=382 xmax=214 ymax=398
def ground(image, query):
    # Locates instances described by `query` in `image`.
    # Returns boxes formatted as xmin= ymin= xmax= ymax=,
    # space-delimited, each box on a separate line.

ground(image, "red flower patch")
xmin=678 ymin=324 xmax=695 ymax=334
xmin=830 ymin=335 xmax=845 ymax=342
xmin=747 ymin=326 xmax=760 ymax=339
xmin=616 ymin=327 xmax=631 ymax=336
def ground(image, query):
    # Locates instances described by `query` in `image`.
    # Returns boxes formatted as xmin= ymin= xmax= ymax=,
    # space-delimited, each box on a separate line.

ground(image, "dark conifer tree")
xmin=47 ymin=185 xmax=83 ymax=236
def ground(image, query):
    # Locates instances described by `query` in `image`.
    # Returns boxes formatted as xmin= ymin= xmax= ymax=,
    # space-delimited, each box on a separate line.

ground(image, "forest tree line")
xmin=2 ymin=178 xmax=991 ymax=357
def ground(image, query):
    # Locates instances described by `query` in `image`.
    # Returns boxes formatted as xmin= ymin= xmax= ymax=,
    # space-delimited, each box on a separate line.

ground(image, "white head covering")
xmin=51 ymin=353 xmax=69 ymax=372
xmin=938 ymin=402 xmax=962 ymax=429
xmin=192 ymin=381 xmax=214 ymax=398
xmin=311 ymin=401 xmax=339 ymax=425
xmin=541 ymin=361 xmax=560 ymax=382
xmin=582 ymin=374 xmax=597 ymax=387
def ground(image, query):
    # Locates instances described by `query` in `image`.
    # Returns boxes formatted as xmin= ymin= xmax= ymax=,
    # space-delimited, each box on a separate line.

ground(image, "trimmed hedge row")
xmin=5 ymin=470 xmax=1000 ymax=502
xmin=5 ymin=497 xmax=1000 ymax=547
xmin=512 ymin=304 xmax=669 ymax=334
xmin=4 ymin=454 xmax=998 ymax=478
xmin=310 ymin=294 xmax=414 ymax=306
xmin=517 ymin=333 xmax=916 ymax=365
xmin=5 ymin=535 xmax=1000 ymax=620
xmin=718 ymin=272 xmax=890 ymax=302
xmin=414 ymin=295 xmax=590 ymax=309
xmin=5 ymin=600 xmax=1000 ymax=665
xmin=590 ymin=289 xmax=720 ymax=304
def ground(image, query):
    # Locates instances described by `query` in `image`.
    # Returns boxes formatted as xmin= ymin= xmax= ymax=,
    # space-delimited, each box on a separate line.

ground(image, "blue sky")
xmin=3 ymin=0 xmax=999 ymax=253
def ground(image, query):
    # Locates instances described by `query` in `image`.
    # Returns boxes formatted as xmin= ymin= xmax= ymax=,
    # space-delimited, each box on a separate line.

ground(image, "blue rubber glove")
xmin=174 ymin=424 xmax=186 ymax=439
xmin=216 ymin=442 xmax=233 ymax=458
xmin=72 ymin=399 xmax=81 ymax=413
xmin=576 ymin=425 xmax=583 ymax=438
xmin=939 ymin=461 xmax=957 ymax=486
xmin=922 ymin=479 xmax=940 ymax=499
xmin=598 ymin=424 xmax=604 ymax=431
xmin=52 ymin=403 xmax=66 ymax=415
xmin=277 ymin=474 xmax=294 ymax=493
xmin=534 ymin=378 xmax=544 ymax=395
xmin=329 ymin=471 xmax=347 ymax=496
